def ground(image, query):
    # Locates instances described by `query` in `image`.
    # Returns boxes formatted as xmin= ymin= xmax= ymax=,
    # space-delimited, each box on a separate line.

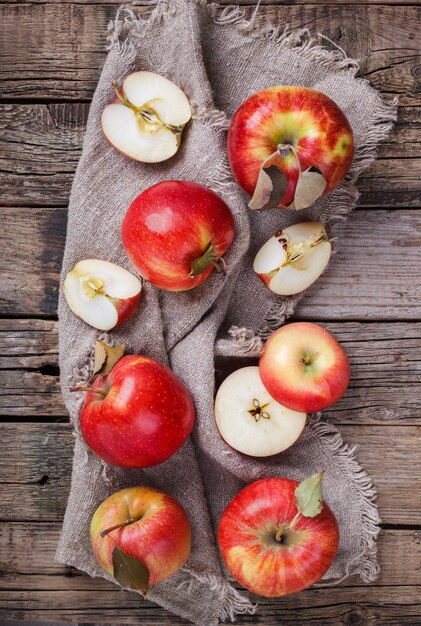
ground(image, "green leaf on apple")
xmin=93 ymin=340 xmax=125 ymax=377
xmin=248 ymin=164 xmax=287 ymax=211
xmin=112 ymin=545 xmax=150 ymax=597
xmin=293 ymin=166 xmax=327 ymax=211
xmin=295 ymin=471 xmax=324 ymax=518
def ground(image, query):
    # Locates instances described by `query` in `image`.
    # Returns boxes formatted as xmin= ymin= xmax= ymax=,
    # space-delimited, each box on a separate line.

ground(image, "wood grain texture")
xmin=2 ymin=320 xmax=421 ymax=425
xmin=1 ymin=104 xmax=420 ymax=208
xmin=2 ymin=207 xmax=421 ymax=319
xmin=0 ymin=4 xmax=419 ymax=104
xmin=0 ymin=422 xmax=420 ymax=525
xmin=2 ymin=586 xmax=421 ymax=625
xmin=1 ymin=522 xmax=421 ymax=624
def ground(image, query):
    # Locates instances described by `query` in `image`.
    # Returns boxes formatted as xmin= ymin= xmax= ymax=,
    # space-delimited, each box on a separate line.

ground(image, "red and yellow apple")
xmin=101 ymin=71 xmax=192 ymax=163
xmin=259 ymin=322 xmax=350 ymax=413
xmin=218 ymin=476 xmax=339 ymax=597
xmin=79 ymin=354 xmax=195 ymax=468
xmin=228 ymin=86 xmax=354 ymax=210
xmin=122 ymin=180 xmax=235 ymax=291
xmin=91 ymin=486 xmax=191 ymax=594
xmin=63 ymin=259 xmax=142 ymax=331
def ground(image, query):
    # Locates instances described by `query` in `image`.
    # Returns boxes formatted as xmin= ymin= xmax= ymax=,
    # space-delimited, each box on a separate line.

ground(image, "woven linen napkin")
xmin=56 ymin=1 xmax=397 ymax=624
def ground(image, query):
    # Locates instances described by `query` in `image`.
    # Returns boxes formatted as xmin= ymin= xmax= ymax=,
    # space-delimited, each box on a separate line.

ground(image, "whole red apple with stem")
xmin=91 ymin=486 xmax=191 ymax=595
xmin=218 ymin=474 xmax=339 ymax=597
xmin=122 ymin=181 xmax=235 ymax=291
xmin=228 ymin=86 xmax=354 ymax=210
xmin=259 ymin=322 xmax=350 ymax=413
xmin=74 ymin=344 xmax=195 ymax=468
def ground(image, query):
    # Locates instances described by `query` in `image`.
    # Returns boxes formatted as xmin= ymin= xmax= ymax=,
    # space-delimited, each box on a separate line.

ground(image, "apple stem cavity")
xmin=70 ymin=386 xmax=108 ymax=398
xmin=100 ymin=518 xmax=137 ymax=537
xmin=189 ymin=243 xmax=224 ymax=277
xmin=112 ymin=80 xmax=184 ymax=145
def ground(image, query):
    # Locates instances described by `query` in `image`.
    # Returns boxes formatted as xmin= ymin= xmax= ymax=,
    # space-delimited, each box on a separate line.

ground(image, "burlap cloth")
xmin=56 ymin=1 xmax=397 ymax=624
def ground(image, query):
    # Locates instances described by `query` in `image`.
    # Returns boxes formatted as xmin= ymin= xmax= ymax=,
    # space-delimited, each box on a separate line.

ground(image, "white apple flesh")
xmin=101 ymin=71 xmax=192 ymax=163
xmin=214 ymin=366 xmax=306 ymax=457
xmin=253 ymin=222 xmax=331 ymax=296
xmin=63 ymin=259 xmax=142 ymax=331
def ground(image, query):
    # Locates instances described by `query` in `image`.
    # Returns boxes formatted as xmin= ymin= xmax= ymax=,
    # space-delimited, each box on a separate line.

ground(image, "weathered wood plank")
xmin=0 ymin=318 xmax=58 ymax=369
xmin=2 ymin=207 xmax=421 ymax=319
xmin=2 ymin=523 xmax=420 ymax=587
xmin=0 ymin=4 xmax=419 ymax=104
xmin=0 ymin=422 xmax=420 ymax=525
xmin=1 ymin=104 xmax=419 ymax=208
xmin=1 ymin=585 xmax=421 ymax=624
xmin=2 ymin=320 xmax=421 ymax=425
xmin=1 ymin=524 xmax=421 ymax=625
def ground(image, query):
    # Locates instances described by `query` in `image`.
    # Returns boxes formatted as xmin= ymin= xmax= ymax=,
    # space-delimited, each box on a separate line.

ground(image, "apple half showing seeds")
xmin=62 ymin=259 xmax=142 ymax=331
xmin=254 ymin=222 xmax=331 ymax=296
xmin=101 ymin=71 xmax=192 ymax=163
xmin=91 ymin=486 xmax=191 ymax=597
xmin=215 ymin=366 xmax=306 ymax=457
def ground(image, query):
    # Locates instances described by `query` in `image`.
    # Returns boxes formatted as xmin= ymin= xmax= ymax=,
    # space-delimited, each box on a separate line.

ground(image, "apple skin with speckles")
xmin=228 ymin=86 xmax=354 ymax=208
xmin=91 ymin=486 xmax=191 ymax=586
xmin=80 ymin=355 xmax=195 ymax=468
xmin=121 ymin=180 xmax=235 ymax=291
xmin=218 ymin=478 xmax=339 ymax=597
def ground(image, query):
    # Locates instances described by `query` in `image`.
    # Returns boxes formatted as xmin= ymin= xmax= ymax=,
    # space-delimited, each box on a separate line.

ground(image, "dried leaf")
xmin=112 ymin=546 xmax=150 ymax=597
xmin=93 ymin=340 xmax=125 ymax=377
xmin=93 ymin=340 xmax=107 ymax=376
xmin=294 ymin=471 xmax=324 ymax=518
xmin=294 ymin=166 xmax=327 ymax=211
xmin=249 ymin=164 xmax=288 ymax=211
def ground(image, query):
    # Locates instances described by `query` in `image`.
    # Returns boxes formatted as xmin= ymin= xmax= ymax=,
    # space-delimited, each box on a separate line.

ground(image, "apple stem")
xmin=277 ymin=143 xmax=302 ymax=175
xmin=100 ymin=518 xmax=136 ymax=537
xmin=275 ymin=528 xmax=285 ymax=543
xmin=70 ymin=386 xmax=107 ymax=398
xmin=190 ymin=243 xmax=220 ymax=277
xmin=289 ymin=511 xmax=302 ymax=531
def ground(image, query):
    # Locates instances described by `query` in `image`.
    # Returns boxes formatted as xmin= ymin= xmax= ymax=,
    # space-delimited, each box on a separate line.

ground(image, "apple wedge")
xmin=63 ymin=259 xmax=142 ymax=331
xmin=253 ymin=222 xmax=331 ymax=296
xmin=101 ymin=71 xmax=192 ymax=163
xmin=214 ymin=366 xmax=306 ymax=457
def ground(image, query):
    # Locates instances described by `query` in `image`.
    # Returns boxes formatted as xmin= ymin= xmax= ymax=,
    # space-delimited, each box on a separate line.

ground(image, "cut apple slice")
xmin=253 ymin=222 xmax=331 ymax=296
xmin=214 ymin=366 xmax=306 ymax=457
xmin=101 ymin=71 xmax=192 ymax=163
xmin=63 ymin=259 xmax=142 ymax=331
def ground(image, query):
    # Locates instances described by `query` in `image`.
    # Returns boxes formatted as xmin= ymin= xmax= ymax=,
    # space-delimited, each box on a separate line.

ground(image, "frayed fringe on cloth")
xmin=309 ymin=415 xmax=381 ymax=585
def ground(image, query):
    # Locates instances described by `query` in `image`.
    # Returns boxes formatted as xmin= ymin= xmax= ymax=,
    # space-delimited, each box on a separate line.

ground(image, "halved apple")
xmin=214 ymin=366 xmax=306 ymax=457
xmin=63 ymin=259 xmax=142 ymax=331
xmin=101 ymin=71 xmax=192 ymax=163
xmin=253 ymin=222 xmax=331 ymax=296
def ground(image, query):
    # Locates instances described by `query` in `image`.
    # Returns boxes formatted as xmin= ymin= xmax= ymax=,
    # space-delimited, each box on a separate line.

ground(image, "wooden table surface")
xmin=1 ymin=0 xmax=420 ymax=624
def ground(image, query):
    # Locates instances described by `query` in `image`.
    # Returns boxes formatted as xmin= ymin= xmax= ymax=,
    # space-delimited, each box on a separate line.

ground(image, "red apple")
xmin=259 ymin=322 xmax=350 ymax=413
xmin=122 ymin=181 xmax=235 ymax=291
xmin=91 ymin=486 xmax=191 ymax=594
xmin=79 ymin=354 xmax=195 ymax=468
xmin=228 ymin=86 xmax=354 ymax=210
xmin=218 ymin=475 xmax=339 ymax=597
xmin=63 ymin=259 xmax=142 ymax=331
